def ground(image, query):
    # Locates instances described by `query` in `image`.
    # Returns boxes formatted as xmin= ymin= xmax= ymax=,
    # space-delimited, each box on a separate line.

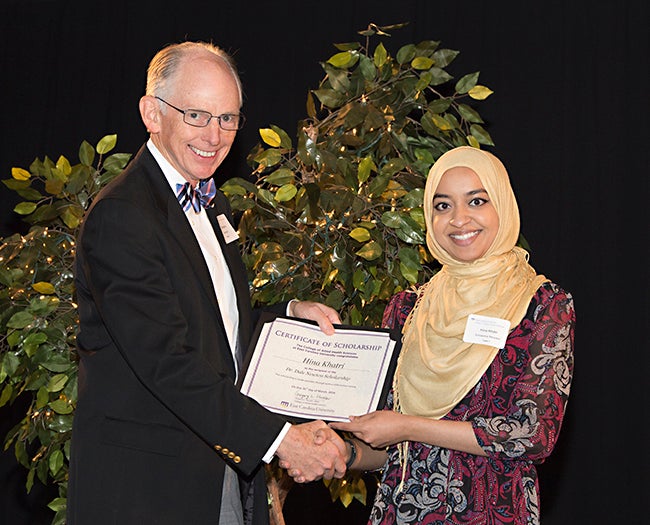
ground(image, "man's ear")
xmin=139 ymin=95 xmax=161 ymax=133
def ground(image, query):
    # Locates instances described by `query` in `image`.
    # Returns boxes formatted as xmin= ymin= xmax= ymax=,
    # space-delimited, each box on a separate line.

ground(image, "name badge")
xmin=217 ymin=214 xmax=240 ymax=244
xmin=463 ymin=314 xmax=510 ymax=349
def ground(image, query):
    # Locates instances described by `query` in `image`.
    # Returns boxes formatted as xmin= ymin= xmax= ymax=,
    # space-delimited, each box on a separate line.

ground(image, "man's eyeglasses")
xmin=155 ymin=96 xmax=245 ymax=131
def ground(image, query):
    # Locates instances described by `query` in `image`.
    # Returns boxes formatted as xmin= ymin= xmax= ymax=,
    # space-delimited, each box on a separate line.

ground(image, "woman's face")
xmin=431 ymin=166 xmax=499 ymax=263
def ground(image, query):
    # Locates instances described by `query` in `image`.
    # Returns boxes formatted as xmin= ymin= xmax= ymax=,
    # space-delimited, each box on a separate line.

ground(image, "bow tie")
xmin=176 ymin=179 xmax=217 ymax=213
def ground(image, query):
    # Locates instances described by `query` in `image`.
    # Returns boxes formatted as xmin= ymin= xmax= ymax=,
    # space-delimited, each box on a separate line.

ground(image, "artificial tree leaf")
xmin=367 ymin=173 xmax=391 ymax=197
xmin=323 ymin=63 xmax=351 ymax=92
xmin=47 ymin=497 xmax=66 ymax=513
xmin=352 ymin=268 xmax=367 ymax=290
xmin=260 ymin=128 xmax=282 ymax=147
xmin=356 ymin=240 xmax=382 ymax=261
xmin=48 ymin=449 xmax=64 ymax=476
xmin=253 ymin=148 xmax=283 ymax=168
xmin=96 ymin=134 xmax=117 ymax=154
xmin=22 ymin=332 xmax=48 ymax=355
xmin=3 ymin=178 xmax=31 ymax=190
xmin=16 ymin=187 xmax=44 ymax=201
xmin=458 ymin=103 xmax=484 ymax=123
xmin=275 ymin=184 xmax=297 ymax=202
xmin=102 ymin=153 xmax=131 ymax=173
xmin=12 ymin=167 xmax=31 ymax=180
xmin=357 ymin=156 xmax=375 ymax=183
xmin=470 ymin=124 xmax=495 ymax=146
xmin=36 ymin=387 xmax=49 ymax=409
xmin=265 ymin=168 xmax=294 ymax=186
xmin=455 ymin=72 xmax=480 ymax=94
xmin=428 ymin=67 xmax=453 ymax=86
xmin=49 ymin=399 xmax=73 ymax=414
xmin=14 ymin=202 xmax=37 ymax=215
xmin=55 ymin=156 xmax=72 ymax=176
xmin=431 ymin=114 xmax=453 ymax=131
xmin=46 ymin=414 xmax=73 ymax=433
xmin=45 ymin=178 xmax=64 ymax=195
xmin=0 ymin=384 xmax=13 ymax=407
xmin=327 ymin=50 xmax=359 ymax=69
xmin=312 ymin=88 xmax=346 ymax=108
xmin=396 ymin=44 xmax=416 ymax=64
xmin=432 ymin=48 xmax=459 ymax=68
xmin=46 ymin=374 xmax=68 ymax=393
xmin=32 ymin=282 xmax=55 ymax=294
xmin=349 ymin=227 xmax=371 ymax=242
xmin=411 ymin=56 xmax=434 ymax=70
xmin=469 ymin=85 xmax=494 ymax=100
xmin=7 ymin=311 xmax=34 ymax=329
xmin=270 ymin=125 xmax=293 ymax=149
xmin=358 ymin=54 xmax=376 ymax=80
xmin=65 ymin=165 xmax=90 ymax=194
xmin=78 ymin=140 xmax=95 ymax=166
xmin=373 ymin=42 xmax=388 ymax=67
xmin=332 ymin=41 xmax=361 ymax=52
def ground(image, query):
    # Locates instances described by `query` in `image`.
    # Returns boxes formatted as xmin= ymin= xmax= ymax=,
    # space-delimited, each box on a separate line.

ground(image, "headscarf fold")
xmin=393 ymin=146 xmax=547 ymax=420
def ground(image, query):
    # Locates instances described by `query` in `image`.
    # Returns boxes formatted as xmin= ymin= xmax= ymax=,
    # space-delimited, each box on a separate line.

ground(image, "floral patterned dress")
xmin=370 ymin=282 xmax=575 ymax=525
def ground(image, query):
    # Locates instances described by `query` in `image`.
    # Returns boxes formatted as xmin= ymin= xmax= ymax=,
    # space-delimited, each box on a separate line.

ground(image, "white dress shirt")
xmin=147 ymin=140 xmax=289 ymax=462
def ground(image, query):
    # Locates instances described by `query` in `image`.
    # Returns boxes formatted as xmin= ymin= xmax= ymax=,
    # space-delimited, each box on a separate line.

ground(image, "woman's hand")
xmin=330 ymin=411 xmax=407 ymax=449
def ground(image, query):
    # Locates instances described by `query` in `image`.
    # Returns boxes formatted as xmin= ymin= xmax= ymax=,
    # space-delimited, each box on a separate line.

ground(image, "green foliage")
xmin=0 ymin=136 xmax=131 ymax=524
xmin=222 ymin=22 xmax=493 ymax=328
xmin=0 ymin=22 xmax=495 ymax=521
xmin=222 ymin=22 xmax=494 ymax=507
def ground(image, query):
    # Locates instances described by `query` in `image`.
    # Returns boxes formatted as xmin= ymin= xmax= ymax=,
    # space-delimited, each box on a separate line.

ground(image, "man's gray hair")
xmin=145 ymin=41 xmax=243 ymax=106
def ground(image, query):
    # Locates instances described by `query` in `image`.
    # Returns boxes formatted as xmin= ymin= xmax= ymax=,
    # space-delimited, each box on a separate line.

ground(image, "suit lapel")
xmin=139 ymin=147 xmax=226 ymax=325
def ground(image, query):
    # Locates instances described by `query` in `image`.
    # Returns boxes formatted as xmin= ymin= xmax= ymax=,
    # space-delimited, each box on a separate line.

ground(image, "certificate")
xmin=240 ymin=315 xmax=400 ymax=422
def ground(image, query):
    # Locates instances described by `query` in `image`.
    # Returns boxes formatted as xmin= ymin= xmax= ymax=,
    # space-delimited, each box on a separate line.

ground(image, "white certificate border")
xmin=241 ymin=317 xmax=396 ymax=421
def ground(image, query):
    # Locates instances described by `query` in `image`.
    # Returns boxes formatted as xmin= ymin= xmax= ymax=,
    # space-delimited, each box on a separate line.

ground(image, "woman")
xmin=330 ymin=146 xmax=575 ymax=524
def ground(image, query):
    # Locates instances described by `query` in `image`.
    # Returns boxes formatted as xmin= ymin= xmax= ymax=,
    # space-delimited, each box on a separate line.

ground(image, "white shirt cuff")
xmin=262 ymin=422 xmax=291 ymax=463
xmin=286 ymin=299 xmax=297 ymax=316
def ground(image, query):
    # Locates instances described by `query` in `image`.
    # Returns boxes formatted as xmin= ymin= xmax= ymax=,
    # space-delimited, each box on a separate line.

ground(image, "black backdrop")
xmin=1 ymin=1 xmax=647 ymax=524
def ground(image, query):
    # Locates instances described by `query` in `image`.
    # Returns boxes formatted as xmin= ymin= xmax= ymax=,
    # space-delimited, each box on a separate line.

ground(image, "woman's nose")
xmin=449 ymin=213 xmax=470 ymax=227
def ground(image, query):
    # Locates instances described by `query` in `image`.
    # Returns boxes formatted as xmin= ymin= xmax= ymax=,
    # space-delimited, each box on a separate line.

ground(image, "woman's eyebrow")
xmin=433 ymin=188 xmax=488 ymax=199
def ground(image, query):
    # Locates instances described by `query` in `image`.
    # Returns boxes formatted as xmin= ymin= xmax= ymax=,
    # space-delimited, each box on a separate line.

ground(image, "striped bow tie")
xmin=176 ymin=179 xmax=217 ymax=213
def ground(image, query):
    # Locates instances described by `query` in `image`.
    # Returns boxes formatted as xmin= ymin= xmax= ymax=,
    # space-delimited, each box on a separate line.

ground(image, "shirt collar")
xmin=146 ymin=139 xmax=189 ymax=196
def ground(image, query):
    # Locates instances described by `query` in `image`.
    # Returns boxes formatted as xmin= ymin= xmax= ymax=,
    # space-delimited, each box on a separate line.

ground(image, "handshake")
xmin=274 ymin=420 xmax=348 ymax=483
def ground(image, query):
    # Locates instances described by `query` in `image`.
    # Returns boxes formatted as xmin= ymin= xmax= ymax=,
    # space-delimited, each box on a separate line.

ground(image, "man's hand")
xmin=275 ymin=420 xmax=346 ymax=483
xmin=289 ymin=300 xmax=341 ymax=336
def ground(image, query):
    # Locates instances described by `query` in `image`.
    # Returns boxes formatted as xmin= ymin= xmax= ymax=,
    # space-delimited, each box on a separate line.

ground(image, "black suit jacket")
xmin=68 ymin=145 xmax=287 ymax=524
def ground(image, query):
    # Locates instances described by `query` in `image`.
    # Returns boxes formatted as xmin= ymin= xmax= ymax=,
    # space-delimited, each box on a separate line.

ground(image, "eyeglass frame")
xmin=154 ymin=96 xmax=246 ymax=130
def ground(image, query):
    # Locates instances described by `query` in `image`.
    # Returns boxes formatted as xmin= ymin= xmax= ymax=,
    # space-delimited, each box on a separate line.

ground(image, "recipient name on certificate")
xmin=240 ymin=316 xmax=398 ymax=422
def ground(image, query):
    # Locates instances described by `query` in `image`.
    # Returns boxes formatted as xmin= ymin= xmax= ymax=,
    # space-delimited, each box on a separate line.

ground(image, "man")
xmin=67 ymin=41 xmax=346 ymax=525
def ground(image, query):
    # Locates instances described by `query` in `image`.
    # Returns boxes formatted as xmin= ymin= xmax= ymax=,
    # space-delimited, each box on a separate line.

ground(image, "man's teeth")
xmin=451 ymin=231 xmax=479 ymax=241
xmin=189 ymin=145 xmax=216 ymax=157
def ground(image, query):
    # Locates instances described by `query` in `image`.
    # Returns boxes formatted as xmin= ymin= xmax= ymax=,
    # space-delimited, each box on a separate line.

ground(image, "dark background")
xmin=1 ymin=1 xmax=647 ymax=524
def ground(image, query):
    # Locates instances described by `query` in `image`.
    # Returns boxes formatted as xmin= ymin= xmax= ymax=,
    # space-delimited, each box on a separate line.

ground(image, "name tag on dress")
xmin=217 ymin=214 xmax=240 ymax=244
xmin=463 ymin=314 xmax=510 ymax=348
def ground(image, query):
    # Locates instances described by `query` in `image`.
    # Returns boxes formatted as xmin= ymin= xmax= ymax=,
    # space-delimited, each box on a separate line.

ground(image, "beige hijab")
xmin=394 ymin=146 xmax=547 ymax=419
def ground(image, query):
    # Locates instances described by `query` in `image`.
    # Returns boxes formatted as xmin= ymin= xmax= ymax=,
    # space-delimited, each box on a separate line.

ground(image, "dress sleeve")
xmin=472 ymin=284 xmax=575 ymax=463
xmin=381 ymin=289 xmax=419 ymax=331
